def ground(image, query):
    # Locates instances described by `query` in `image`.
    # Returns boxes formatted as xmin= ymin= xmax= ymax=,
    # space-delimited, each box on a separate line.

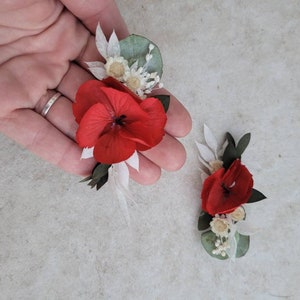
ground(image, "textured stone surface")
xmin=0 ymin=1 xmax=299 ymax=299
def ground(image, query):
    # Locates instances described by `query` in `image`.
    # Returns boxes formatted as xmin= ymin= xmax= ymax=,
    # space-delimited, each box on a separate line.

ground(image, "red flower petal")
xmin=100 ymin=87 xmax=148 ymax=121
xmin=93 ymin=128 xmax=136 ymax=164
xmin=201 ymin=160 xmax=253 ymax=215
xmin=74 ymin=78 xmax=168 ymax=164
xmin=119 ymin=121 xmax=153 ymax=147
xmin=73 ymin=80 xmax=108 ymax=123
xmin=76 ymin=103 xmax=111 ymax=147
xmin=201 ymin=168 xmax=225 ymax=214
xmin=135 ymin=97 xmax=167 ymax=150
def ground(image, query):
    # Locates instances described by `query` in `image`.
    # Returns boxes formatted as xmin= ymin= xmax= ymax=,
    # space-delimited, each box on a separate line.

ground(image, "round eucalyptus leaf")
xmin=201 ymin=230 xmax=228 ymax=260
xmin=235 ymin=232 xmax=250 ymax=258
xmin=119 ymin=34 xmax=163 ymax=77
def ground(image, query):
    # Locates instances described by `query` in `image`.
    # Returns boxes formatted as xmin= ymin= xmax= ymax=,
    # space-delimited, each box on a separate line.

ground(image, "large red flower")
xmin=201 ymin=159 xmax=253 ymax=215
xmin=73 ymin=78 xmax=167 ymax=164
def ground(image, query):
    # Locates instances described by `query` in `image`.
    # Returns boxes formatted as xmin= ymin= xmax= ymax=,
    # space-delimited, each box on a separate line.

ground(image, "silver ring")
xmin=41 ymin=92 xmax=61 ymax=117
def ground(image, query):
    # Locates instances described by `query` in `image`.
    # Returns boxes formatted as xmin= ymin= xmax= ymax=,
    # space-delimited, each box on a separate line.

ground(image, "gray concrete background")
xmin=1 ymin=1 xmax=299 ymax=299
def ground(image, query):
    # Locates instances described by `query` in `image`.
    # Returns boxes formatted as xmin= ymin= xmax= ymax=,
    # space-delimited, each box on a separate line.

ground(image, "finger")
xmin=35 ymin=90 xmax=78 ymax=140
xmin=141 ymin=134 xmax=186 ymax=172
xmin=58 ymin=63 xmax=95 ymax=101
xmin=151 ymin=88 xmax=192 ymax=138
xmin=127 ymin=153 xmax=161 ymax=185
xmin=0 ymin=109 xmax=95 ymax=176
xmin=61 ymin=0 xmax=129 ymax=38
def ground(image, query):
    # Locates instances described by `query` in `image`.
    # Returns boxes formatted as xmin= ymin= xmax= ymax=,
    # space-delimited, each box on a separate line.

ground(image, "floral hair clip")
xmin=197 ymin=125 xmax=266 ymax=260
xmin=73 ymin=24 xmax=170 ymax=191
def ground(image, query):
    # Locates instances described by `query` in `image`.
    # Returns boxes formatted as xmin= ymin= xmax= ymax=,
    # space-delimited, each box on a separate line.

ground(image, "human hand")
xmin=0 ymin=0 xmax=192 ymax=185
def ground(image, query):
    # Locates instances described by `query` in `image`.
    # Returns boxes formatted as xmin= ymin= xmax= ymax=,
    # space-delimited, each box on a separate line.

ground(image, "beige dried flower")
xmin=210 ymin=217 xmax=230 ymax=238
xmin=230 ymin=206 xmax=246 ymax=222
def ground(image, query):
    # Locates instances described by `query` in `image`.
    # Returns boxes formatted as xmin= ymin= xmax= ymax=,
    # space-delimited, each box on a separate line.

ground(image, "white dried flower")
xmin=124 ymin=61 xmax=160 ymax=98
xmin=212 ymin=238 xmax=230 ymax=257
xmin=210 ymin=217 xmax=230 ymax=238
xmin=104 ymin=56 xmax=130 ymax=80
xmin=230 ymin=206 xmax=246 ymax=222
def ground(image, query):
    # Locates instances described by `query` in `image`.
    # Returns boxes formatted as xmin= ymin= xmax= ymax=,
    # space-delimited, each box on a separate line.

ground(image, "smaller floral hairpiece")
xmin=197 ymin=125 xmax=266 ymax=260
xmin=73 ymin=24 xmax=170 ymax=193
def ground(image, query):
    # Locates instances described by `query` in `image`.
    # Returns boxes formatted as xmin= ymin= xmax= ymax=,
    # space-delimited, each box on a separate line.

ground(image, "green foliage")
xmin=81 ymin=163 xmax=111 ymax=190
xmin=201 ymin=230 xmax=228 ymax=260
xmin=247 ymin=188 xmax=267 ymax=203
xmin=226 ymin=132 xmax=236 ymax=147
xmin=222 ymin=141 xmax=239 ymax=169
xmin=235 ymin=233 xmax=250 ymax=258
xmin=222 ymin=132 xmax=251 ymax=169
xmin=120 ymin=35 xmax=163 ymax=77
xmin=152 ymin=95 xmax=170 ymax=112
xmin=200 ymin=230 xmax=250 ymax=260
xmin=198 ymin=211 xmax=212 ymax=230
xmin=236 ymin=133 xmax=251 ymax=156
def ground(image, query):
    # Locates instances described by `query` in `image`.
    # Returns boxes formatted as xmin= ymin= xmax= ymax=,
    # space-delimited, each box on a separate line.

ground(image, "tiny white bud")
xmin=149 ymin=44 xmax=155 ymax=52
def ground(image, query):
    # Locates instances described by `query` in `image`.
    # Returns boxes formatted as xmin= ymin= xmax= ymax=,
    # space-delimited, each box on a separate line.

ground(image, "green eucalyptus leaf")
xmin=201 ymin=231 xmax=228 ymax=260
xmin=236 ymin=133 xmax=251 ymax=156
xmin=247 ymin=188 xmax=267 ymax=203
xmin=119 ymin=34 xmax=163 ymax=77
xmin=198 ymin=211 xmax=212 ymax=231
xmin=235 ymin=232 xmax=250 ymax=258
xmin=152 ymin=95 xmax=170 ymax=112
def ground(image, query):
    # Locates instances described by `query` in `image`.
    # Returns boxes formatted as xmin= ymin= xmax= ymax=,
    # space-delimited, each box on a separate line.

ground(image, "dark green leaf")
xmin=120 ymin=34 xmax=163 ymax=77
xmin=247 ymin=188 xmax=267 ymax=203
xmin=198 ymin=211 xmax=212 ymax=231
xmin=201 ymin=231 xmax=228 ymax=260
xmin=82 ymin=163 xmax=111 ymax=190
xmin=222 ymin=142 xmax=239 ymax=169
xmin=236 ymin=133 xmax=251 ymax=156
xmin=235 ymin=233 xmax=250 ymax=258
xmin=226 ymin=132 xmax=236 ymax=147
xmin=152 ymin=95 xmax=170 ymax=112
xmin=80 ymin=175 xmax=92 ymax=183
xmin=93 ymin=163 xmax=111 ymax=180
xmin=96 ymin=173 xmax=109 ymax=190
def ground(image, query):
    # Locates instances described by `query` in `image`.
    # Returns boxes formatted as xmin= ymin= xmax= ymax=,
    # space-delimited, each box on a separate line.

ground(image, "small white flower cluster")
xmin=123 ymin=45 xmax=162 ymax=98
xmin=210 ymin=207 xmax=246 ymax=257
xmin=212 ymin=238 xmax=230 ymax=257
xmin=87 ymin=24 xmax=162 ymax=98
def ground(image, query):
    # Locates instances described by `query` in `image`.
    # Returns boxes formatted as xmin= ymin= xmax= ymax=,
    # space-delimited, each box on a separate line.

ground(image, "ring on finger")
xmin=41 ymin=92 xmax=61 ymax=117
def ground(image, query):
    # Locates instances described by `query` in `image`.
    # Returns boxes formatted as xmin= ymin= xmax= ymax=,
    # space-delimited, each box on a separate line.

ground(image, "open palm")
xmin=0 ymin=0 xmax=191 ymax=184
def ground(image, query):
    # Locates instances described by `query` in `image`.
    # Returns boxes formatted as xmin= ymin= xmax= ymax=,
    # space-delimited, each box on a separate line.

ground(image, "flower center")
xmin=210 ymin=218 xmax=230 ymax=238
xmin=126 ymin=76 xmax=141 ymax=91
xmin=222 ymin=183 xmax=231 ymax=197
xmin=109 ymin=62 xmax=125 ymax=78
xmin=115 ymin=114 xmax=126 ymax=126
